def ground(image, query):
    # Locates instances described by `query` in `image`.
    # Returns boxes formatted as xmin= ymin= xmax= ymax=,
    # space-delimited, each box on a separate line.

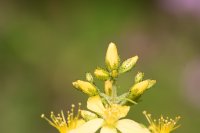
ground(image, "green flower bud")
xmin=94 ymin=68 xmax=109 ymax=80
xmin=72 ymin=80 xmax=98 ymax=96
xmin=86 ymin=73 xmax=93 ymax=83
xmin=135 ymin=72 xmax=144 ymax=83
xmin=81 ymin=110 xmax=97 ymax=121
xmin=105 ymin=42 xmax=120 ymax=71
xmin=118 ymin=56 xmax=138 ymax=74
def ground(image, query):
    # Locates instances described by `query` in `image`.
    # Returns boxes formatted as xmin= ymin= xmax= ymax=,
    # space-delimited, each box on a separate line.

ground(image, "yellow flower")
xmin=71 ymin=96 xmax=150 ymax=133
xmin=41 ymin=103 xmax=85 ymax=133
xmin=143 ymin=111 xmax=181 ymax=133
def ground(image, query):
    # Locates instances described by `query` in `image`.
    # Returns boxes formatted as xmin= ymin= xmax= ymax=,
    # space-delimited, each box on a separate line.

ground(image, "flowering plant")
xmin=41 ymin=42 xmax=180 ymax=133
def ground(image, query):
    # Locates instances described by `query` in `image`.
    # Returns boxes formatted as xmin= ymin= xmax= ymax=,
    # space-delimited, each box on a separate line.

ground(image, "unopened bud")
xmin=105 ymin=42 xmax=120 ymax=71
xmin=111 ymin=70 xmax=118 ymax=78
xmin=147 ymin=80 xmax=156 ymax=89
xmin=119 ymin=56 xmax=138 ymax=74
xmin=130 ymin=80 xmax=149 ymax=96
xmin=81 ymin=110 xmax=97 ymax=121
xmin=72 ymin=80 xmax=98 ymax=96
xmin=130 ymin=79 xmax=156 ymax=97
xmin=105 ymin=80 xmax=113 ymax=96
xmin=86 ymin=73 xmax=93 ymax=83
xmin=135 ymin=72 xmax=144 ymax=83
xmin=94 ymin=68 xmax=109 ymax=80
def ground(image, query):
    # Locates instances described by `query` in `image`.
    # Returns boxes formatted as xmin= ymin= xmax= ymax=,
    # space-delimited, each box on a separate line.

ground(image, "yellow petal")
xmin=115 ymin=105 xmax=130 ymax=119
xmin=100 ymin=126 xmax=117 ymax=133
xmin=81 ymin=110 xmax=97 ymax=121
xmin=87 ymin=96 xmax=105 ymax=115
xmin=116 ymin=119 xmax=150 ymax=133
xmin=76 ymin=119 xmax=85 ymax=128
xmin=70 ymin=118 xmax=103 ymax=133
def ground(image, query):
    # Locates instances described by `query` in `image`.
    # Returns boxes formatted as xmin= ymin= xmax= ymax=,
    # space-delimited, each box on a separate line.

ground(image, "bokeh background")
xmin=0 ymin=0 xmax=200 ymax=133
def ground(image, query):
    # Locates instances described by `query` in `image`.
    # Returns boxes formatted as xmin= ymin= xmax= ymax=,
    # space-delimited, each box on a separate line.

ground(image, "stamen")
xmin=41 ymin=114 xmax=56 ymax=127
xmin=61 ymin=110 xmax=66 ymax=123
xmin=77 ymin=103 xmax=82 ymax=117
xmin=41 ymin=103 xmax=83 ymax=133
xmin=70 ymin=104 xmax=75 ymax=120
xmin=143 ymin=111 xmax=181 ymax=133
xmin=51 ymin=112 xmax=60 ymax=126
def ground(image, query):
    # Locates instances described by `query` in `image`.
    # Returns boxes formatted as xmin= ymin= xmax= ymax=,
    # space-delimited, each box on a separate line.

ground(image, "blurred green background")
xmin=0 ymin=0 xmax=200 ymax=133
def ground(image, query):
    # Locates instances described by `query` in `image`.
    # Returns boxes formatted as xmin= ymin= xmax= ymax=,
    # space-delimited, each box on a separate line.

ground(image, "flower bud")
xmin=129 ymin=79 xmax=156 ymax=99
xmin=130 ymin=80 xmax=149 ymax=95
xmin=72 ymin=80 xmax=98 ymax=96
xmin=135 ymin=72 xmax=144 ymax=83
xmin=81 ymin=110 xmax=97 ymax=121
xmin=105 ymin=42 xmax=120 ymax=71
xmin=94 ymin=68 xmax=109 ymax=80
xmin=118 ymin=56 xmax=138 ymax=74
xmin=111 ymin=70 xmax=118 ymax=78
xmin=104 ymin=80 xmax=113 ymax=96
xmin=147 ymin=80 xmax=156 ymax=89
xmin=86 ymin=73 xmax=93 ymax=83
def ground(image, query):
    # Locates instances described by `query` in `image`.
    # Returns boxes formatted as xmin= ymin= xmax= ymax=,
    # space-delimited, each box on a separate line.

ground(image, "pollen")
xmin=143 ymin=111 xmax=181 ymax=133
xmin=41 ymin=103 xmax=83 ymax=133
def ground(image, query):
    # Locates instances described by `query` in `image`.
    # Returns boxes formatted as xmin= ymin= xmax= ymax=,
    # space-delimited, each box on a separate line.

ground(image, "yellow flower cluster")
xmin=41 ymin=42 xmax=180 ymax=133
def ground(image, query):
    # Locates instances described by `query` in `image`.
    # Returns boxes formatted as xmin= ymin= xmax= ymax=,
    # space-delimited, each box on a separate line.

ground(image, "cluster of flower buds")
xmin=96 ymin=42 xmax=139 ymax=80
xmin=72 ymin=42 xmax=156 ymax=106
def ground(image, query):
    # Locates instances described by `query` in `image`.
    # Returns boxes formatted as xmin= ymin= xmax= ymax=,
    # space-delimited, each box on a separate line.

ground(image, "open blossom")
xmin=41 ymin=104 xmax=85 ymax=133
xmin=71 ymin=96 xmax=150 ymax=133
xmin=143 ymin=111 xmax=181 ymax=133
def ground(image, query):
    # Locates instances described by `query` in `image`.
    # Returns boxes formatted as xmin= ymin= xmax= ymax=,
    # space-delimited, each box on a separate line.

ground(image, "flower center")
xmin=103 ymin=104 xmax=124 ymax=127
